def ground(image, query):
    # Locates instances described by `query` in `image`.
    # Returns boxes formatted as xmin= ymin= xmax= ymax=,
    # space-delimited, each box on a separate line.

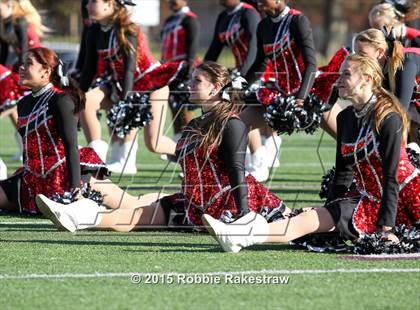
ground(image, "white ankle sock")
xmin=88 ymin=140 xmax=109 ymax=162
xmin=64 ymin=199 xmax=104 ymax=230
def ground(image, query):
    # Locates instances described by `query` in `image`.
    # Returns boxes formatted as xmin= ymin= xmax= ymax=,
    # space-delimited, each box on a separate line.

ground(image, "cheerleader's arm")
xmin=290 ymin=14 xmax=317 ymax=100
xmin=51 ymin=95 xmax=81 ymax=188
xmin=376 ymin=113 xmax=403 ymax=229
xmin=121 ymin=33 xmax=137 ymax=98
xmin=219 ymin=118 xmax=250 ymax=215
xmin=239 ymin=8 xmax=260 ymax=76
xmin=182 ymin=14 xmax=199 ymax=74
xmin=204 ymin=13 xmax=224 ymax=63
xmin=327 ymin=108 xmax=356 ymax=203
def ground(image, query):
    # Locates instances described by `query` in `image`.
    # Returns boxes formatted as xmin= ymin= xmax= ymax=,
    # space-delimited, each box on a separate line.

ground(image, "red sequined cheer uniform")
xmin=0 ymin=84 xmax=107 ymax=213
xmin=164 ymin=115 xmax=285 ymax=228
xmin=325 ymin=106 xmax=420 ymax=239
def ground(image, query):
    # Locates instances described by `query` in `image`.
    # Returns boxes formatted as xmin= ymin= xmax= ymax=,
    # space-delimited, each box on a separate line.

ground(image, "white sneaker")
xmin=36 ymin=195 xmax=78 ymax=232
xmin=36 ymin=194 xmax=103 ymax=232
xmin=107 ymin=140 xmax=138 ymax=174
xmin=264 ymin=135 xmax=281 ymax=168
xmin=88 ymin=140 xmax=109 ymax=162
xmin=0 ymin=158 xmax=7 ymax=180
xmin=202 ymin=212 xmax=269 ymax=253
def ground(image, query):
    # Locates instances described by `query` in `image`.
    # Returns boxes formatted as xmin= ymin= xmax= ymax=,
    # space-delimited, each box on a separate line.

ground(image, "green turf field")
xmin=1 ymin=113 xmax=419 ymax=310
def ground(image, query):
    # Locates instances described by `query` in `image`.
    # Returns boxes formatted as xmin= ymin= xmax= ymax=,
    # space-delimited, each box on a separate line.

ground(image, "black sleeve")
xmin=0 ymin=18 xmax=17 ymax=45
xmin=182 ymin=15 xmax=199 ymax=74
xmin=376 ymin=113 xmax=403 ymax=228
xmin=411 ymin=36 xmax=420 ymax=48
xmin=394 ymin=53 xmax=419 ymax=109
xmin=50 ymin=95 xmax=81 ymax=188
xmin=245 ymin=20 xmax=267 ymax=83
xmin=14 ymin=18 xmax=28 ymax=64
xmin=121 ymin=33 xmax=137 ymax=98
xmin=204 ymin=14 xmax=224 ymax=62
xmin=239 ymin=9 xmax=260 ymax=76
xmin=290 ymin=14 xmax=317 ymax=100
xmin=327 ymin=109 xmax=355 ymax=202
xmin=219 ymin=118 xmax=250 ymax=214
xmin=79 ymin=26 xmax=98 ymax=92
xmin=75 ymin=24 xmax=90 ymax=72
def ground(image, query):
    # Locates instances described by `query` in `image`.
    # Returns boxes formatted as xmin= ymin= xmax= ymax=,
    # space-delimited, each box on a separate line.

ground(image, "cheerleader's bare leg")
xmin=143 ymin=86 xmax=177 ymax=155
xmin=89 ymin=177 xmax=164 ymax=209
xmin=94 ymin=202 xmax=168 ymax=232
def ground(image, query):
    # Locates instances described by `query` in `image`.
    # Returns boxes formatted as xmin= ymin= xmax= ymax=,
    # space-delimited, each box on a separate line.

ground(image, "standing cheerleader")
xmin=204 ymin=0 xmax=272 ymax=181
xmin=369 ymin=1 xmax=419 ymax=48
xmin=36 ymin=62 xmax=288 ymax=233
xmin=204 ymin=54 xmax=420 ymax=254
xmin=0 ymin=0 xmax=45 ymax=160
xmin=241 ymin=0 xmax=348 ymax=139
xmin=0 ymin=47 xmax=162 ymax=215
xmin=204 ymin=0 xmax=260 ymax=77
xmin=79 ymin=0 xmax=184 ymax=174
xmin=161 ymin=0 xmax=199 ymax=141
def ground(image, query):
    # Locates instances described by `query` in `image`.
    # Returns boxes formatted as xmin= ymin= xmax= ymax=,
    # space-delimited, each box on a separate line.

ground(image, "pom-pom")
xmin=255 ymin=86 xmax=327 ymax=135
xmin=168 ymin=80 xmax=197 ymax=111
xmin=353 ymin=223 xmax=420 ymax=254
xmin=406 ymin=147 xmax=420 ymax=169
xmin=319 ymin=167 xmax=357 ymax=199
xmin=107 ymin=92 xmax=153 ymax=138
xmin=51 ymin=183 xmax=104 ymax=206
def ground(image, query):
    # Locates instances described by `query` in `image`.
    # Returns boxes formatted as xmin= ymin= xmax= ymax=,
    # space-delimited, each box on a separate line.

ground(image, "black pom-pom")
xmin=262 ymin=91 xmax=327 ymax=135
xmin=353 ymin=223 xmax=420 ymax=254
xmin=319 ymin=167 xmax=357 ymax=199
xmin=168 ymin=80 xmax=197 ymax=111
xmin=51 ymin=183 xmax=104 ymax=206
xmin=107 ymin=92 xmax=153 ymax=138
xmin=319 ymin=168 xmax=336 ymax=199
xmin=407 ymin=147 xmax=420 ymax=169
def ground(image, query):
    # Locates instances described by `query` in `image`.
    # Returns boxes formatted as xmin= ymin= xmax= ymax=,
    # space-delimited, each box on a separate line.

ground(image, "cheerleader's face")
xmin=189 ymin=69 xmax=219 ymax=107
xmin=336 ymin=60 xmax=367 ymax=101
xmin=257 ymin=0 xmax=287 ymax=17
xmin=0 ymin=2 xmax=13 ymax=19
xmin=18 ymin=54 xmax=51 ymax=89
xmin=354 ymin=40 xmax=385 ymax=62
xmin=168 ymin=0 xmax=186 ymax=12
xmin=369 ymin=14 xmax=387 ymax=30
xmin=87 ymin=0 xmax=115 ymax=23
xmin=220 ymin=0 xmax=241 ymax=9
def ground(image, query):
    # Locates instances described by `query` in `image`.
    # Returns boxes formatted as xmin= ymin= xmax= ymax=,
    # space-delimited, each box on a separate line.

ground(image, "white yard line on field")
xmin=0 ymin=268 xmax=419 ymax=281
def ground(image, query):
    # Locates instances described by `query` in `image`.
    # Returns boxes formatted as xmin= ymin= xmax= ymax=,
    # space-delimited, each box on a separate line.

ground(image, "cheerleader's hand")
xmin=296 ymin=99 xmax=305 ymax=107
xmin=70 ymin=187 xmax=84 ymax=201
xmin=380 ymin=226 xmax=399 ymax=243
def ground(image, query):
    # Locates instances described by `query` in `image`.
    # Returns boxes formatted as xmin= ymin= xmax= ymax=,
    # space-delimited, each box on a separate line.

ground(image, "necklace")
xmin=32 ymin=83 xmax=53 ymax=98
xmin=354 ymin=94 xmax=376 ymax=119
